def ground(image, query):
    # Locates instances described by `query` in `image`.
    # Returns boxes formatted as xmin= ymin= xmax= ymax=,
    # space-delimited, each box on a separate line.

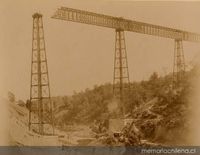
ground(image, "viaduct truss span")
xmin=52 ymin=7 xmax=200 ymax=42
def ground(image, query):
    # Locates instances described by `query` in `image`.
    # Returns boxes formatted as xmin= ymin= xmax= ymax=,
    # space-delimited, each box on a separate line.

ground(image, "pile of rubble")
xmin=90 ymin=120 xmax=141 ymax=146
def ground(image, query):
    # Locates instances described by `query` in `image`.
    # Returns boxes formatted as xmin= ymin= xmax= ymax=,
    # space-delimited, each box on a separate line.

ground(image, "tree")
xmin=8 ymin=91 xmax=15 ymax=102
xmin=149 ymin=72 xmax=158 ymax=82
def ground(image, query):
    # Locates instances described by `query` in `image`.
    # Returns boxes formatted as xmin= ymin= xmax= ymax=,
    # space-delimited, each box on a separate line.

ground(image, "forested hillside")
xmin=50 ymin=65 xmax=200 ymax=144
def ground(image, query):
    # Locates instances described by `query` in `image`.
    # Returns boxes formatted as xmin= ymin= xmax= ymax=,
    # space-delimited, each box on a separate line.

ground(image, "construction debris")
xmin=90 ymin=119 xmax=141 ymax=146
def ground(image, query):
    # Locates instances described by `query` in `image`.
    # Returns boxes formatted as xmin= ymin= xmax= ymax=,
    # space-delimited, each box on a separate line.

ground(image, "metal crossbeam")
xmin=52 ymin=7 xmax=200 ymax=42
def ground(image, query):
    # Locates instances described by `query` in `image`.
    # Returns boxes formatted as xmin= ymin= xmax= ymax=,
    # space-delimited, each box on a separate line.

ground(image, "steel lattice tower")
xmin=113 ymin=29 xmax=130 ymax=117
xmin=29 ymin=13 xmax=54 ymax=135
xmin=173 ymin=39 xmax=186 ymax=87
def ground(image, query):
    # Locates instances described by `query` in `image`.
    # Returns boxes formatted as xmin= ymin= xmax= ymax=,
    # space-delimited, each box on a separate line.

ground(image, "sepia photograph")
xmin=0 ymin=0 xmax=200 ymax=154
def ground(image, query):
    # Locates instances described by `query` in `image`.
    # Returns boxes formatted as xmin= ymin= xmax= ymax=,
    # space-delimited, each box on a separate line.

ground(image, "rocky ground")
xmin=6 ymin=99 xmax=95 ymax=146
xmin=5 ymin=93 xmax=189 ymax=146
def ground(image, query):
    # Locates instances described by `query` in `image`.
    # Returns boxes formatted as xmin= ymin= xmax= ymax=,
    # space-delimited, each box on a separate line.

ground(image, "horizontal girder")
xmin=52 ymin=7 xmax=200 ymax=42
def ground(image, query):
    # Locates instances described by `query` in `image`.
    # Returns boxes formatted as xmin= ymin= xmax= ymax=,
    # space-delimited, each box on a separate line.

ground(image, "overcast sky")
xmin=1 ymin=0 xmax=200 ymax=100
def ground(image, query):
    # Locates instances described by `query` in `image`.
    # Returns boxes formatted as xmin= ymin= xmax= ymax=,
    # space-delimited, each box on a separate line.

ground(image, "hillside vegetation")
xmin=39 ymin=66 xmax=200 ymax=144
